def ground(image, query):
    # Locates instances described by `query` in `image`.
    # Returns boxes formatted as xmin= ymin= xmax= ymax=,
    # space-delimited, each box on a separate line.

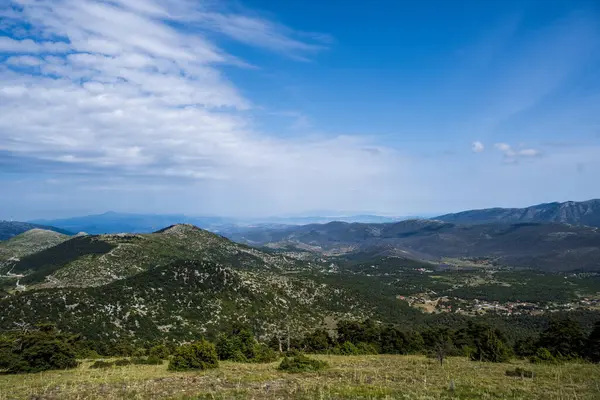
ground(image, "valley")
xmin=1 ymin=216 xmax=600 ymax=346
xmin=1 ymin=210 xmax=600 ymax=400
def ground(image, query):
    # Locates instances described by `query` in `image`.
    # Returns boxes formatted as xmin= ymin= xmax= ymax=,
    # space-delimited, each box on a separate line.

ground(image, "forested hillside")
xmin=228 ymin=220 xmax=600 ymax=271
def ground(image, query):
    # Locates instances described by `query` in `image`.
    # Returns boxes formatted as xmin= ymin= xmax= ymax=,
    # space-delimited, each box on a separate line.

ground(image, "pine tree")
xmin=585 ymin=321 xmax=600 ymax=363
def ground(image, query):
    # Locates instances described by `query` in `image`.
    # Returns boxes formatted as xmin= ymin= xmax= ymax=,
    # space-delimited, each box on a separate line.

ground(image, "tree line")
xmin=1 ymin=318 xmax=600 ymax=374
xmin=269 ymin=318 xmax=600 ymax=364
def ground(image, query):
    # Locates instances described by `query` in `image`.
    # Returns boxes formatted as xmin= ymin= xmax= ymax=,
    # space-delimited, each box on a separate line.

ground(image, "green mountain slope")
xmin=1 ymin=224 xmax=305 ymax=289
xmin=0 ymin=221 xmax=72 ymax=241
xmin=0 ymin=224 xmax=428 ymax=342
xmin=0 ymin=229 xmax=70 ymax=263
xmin=2 ymin=223 xmax=599 ymax=346
xmin=0 ymin=259 xmax=374 ymax=343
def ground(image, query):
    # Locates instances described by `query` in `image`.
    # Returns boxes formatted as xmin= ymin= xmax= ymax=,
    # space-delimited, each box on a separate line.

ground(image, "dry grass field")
xmin=1 ymin=355 xmax=599 ymax=400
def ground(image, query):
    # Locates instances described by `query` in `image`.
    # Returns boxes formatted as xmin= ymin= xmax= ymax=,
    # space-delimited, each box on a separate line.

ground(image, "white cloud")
xmin=0 ymin=37 xmax=70 ymax=53
xmin=494 ymin=143 xmax=541 ymax=162
xmin=196 ymin=12 xmax=329 ymax=60
xmin=517 ymin=148 xmax=541 ymax=157
xmin=0 ymin=0 xmax=403 ymax=215
xmin=472 ymin=141 xmax=485 ymax=153
xmin=494 ymin=143 xmax=512 ymax=152
xmin=6 ymin=55 xmax=43 ymax=66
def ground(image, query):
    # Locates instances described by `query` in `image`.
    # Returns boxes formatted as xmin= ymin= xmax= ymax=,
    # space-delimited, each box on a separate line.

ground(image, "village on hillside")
xmin=400 ymin=291 xmax=600 ymax=316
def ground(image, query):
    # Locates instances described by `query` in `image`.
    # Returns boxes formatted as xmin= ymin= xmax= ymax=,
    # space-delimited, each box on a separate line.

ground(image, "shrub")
xmin=216 ymin=329 xmax=258 ymax=362
xmin=355 ymin=342 xmax=378 ymax=355
xmin=168 ymin=340 xmax=219 ymax=371
xmin=284 ymin=349 xmax=302 ymax=357
xmin=0 ymin=336 xmax=16 ymax=370
xmin=332 ymin=341 xmax=359 ymax=355
xmin=5 ymin=327 xmax=80 ymax=373
xmin=585 ymin=321 xmax=600 ymax=363
xmin=90 ymin=360 xmax=114 ymax=369
xmin=216 ymin=330 xmax=277 ymax=363
xmin=277 ymin=354 xmax=328 ymax=373
xmin=132 ymin=356 xmax=163 ymax=365
xmin=132 ymin=348 xmax=146 ymax=357
xmin=252 ymin=344 xmax=279 ymax=363
xmin=216 ymin=334 xmax=246 ymax=362
xmin=506 ymin=367 xmax=535 ymax=378
xmin=302 ymin=329 xmax=333 ymax=353
xmin=148 ymin=344 xmax=170 ymax=360
xmin=461 ymin=345 xmax=476 ymax=359
xmin=84 ymin=350 xmax=101 ymax=359
xmin=529 ymin=347 xmax=558 ymax=364
xmin=470 ymin=326 xmax=512 ymax=363
xmin=114 ymin=358 xmax=132 ymax=366
xmin=538 ymin=318 xmax=585 ymax=360
xmin=514 ymin=337 xmax=537 ymax=358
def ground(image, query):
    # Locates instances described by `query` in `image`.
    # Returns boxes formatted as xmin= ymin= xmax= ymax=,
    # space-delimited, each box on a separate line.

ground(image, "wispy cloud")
xmin=0 ymin=37 xmax=70 ymax=53
xmin=472 ymin=141 xmax=485 ymax=153
xmin=194 ymin=12 xmax=330 ymax=61
xmin=457 ymin=10 xmax=600 ymax=147
xmin=494 ymin=143 xmax=541 ymax=163
xmin=0 ymin=0 xmax=401 ymax=216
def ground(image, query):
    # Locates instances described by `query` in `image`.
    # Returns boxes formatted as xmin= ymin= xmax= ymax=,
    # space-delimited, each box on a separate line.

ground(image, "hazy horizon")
xmin=2 ymin=197 xmax=598 ymax=222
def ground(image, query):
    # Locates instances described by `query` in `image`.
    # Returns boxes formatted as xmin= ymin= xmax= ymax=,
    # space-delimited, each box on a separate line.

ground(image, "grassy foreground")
xmin=1 ymin=355 xmax=599 ymax=400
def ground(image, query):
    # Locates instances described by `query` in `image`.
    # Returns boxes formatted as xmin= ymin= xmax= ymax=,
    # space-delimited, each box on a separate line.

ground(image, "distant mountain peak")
xmin=155 ymin=223 xmax=204 ymax=234
xmin=435 ymin=199 xmax=600 ymax=228
xmin=20 ymin=228 xmax=66 ymax=237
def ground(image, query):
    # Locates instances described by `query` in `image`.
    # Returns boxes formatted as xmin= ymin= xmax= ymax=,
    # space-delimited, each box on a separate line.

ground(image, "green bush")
xmin=146 ymin=355 xmax=164 ymax=365
xmin=302 ymin=329 xmax=333 ymax=353
xmin=538 ymin=318 xmax=585 ymax=360
xmin=114 ymin=358 xmax=132 ymax=366
xmin=0 ymin=336 xmax=16 ymax=370
xmin=470 ymin=326 xmax=512 ymax=363
xmin=148 ymin=344 xmax=170 ymax=360
xmin=332 ymin=341 xmax=359 ymax=355
xmin=585 ymin=321 xmax=600 ymax=363
xmin=90 ymin=360 xmax=114 ymax=369
xmin=216 ymin=329 xmax=258 ymax=362
xmin=132 ymin=356 xmax=163 ymax=365
xmin=216 ymin=330 xmax=277 ymax=363
xmin=252 ymin=344 xmax=279 ymax=363
xmin=5 ymin=327 xmax=80 ymax=374
xmin=284 ymin=349 xmax=302 ymax=357
xmin=529 ymin=347 xmax=558 ymax=364
xmin=506 ymin=367 xmax=535 ymax=378
xmin=216 ymin=334 xmax=245 ymax=362
xmin=355 ymin=342 xmax=378 ymax=355
xmin=132 ymin=348 xmax=146 ymax=357
xmin=168 ymin=340 xmax=219 ymax=371
xmin=84 ymin=350 xmax=101 ymax=359
xmin=277 ymin=354 xmax=328 ymax=373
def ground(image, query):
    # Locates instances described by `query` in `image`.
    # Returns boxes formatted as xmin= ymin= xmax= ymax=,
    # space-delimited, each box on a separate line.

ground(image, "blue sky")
xmin=1 ymin=0 xmax=600 ymax=220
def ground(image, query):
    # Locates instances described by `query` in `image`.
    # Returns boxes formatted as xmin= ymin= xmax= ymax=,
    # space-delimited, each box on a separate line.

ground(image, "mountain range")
xmin=21 ymin=199 xmax=600 ymax=237
xmin=229 ymin=219 xmax=600 ymax=272
xmin=435 ymin=199 xmax=600 ymax=227
xmin=29 ymin=212 xmax=414 ymax=235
